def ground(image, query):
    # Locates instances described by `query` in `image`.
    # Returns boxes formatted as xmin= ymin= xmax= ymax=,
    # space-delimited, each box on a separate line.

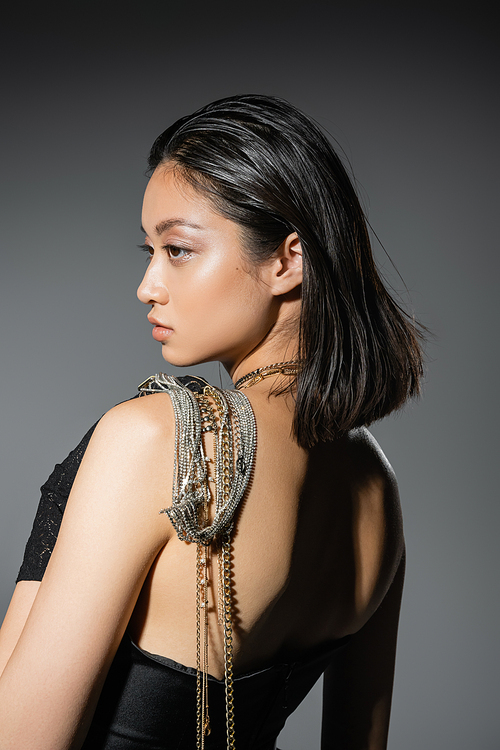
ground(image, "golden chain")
xmin=195 ymin=388 xmax=236 ymax=749
xmin=217 ymin=543 xmax=225 ymax=627
xmin=196 ymin=543 xmax=203 ymax=749
xmin=195 ymin=390 xmax=214 ymax=750
xmin=212 ymin=388 xmax=236 ymax=748
xmin=234 ymin=360 xmax=301 ymax=390
xmin=196 ymin=543 xmax=212 ymax=748
xmin=222 ymin=533 xmax=236 ymax=749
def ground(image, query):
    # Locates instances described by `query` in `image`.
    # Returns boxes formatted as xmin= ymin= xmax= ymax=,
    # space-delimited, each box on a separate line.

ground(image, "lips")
xmin=148 ymin=315 xmax=173 ymax=342
xmin=151 ymin=326 xmax=173 ymax=342
xmin=147 ymin=314 xmax=169 ymax=328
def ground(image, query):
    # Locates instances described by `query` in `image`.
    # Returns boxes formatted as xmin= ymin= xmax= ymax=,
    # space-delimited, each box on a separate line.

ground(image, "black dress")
xmin=16 ymin=395 xmax=349 ymax=750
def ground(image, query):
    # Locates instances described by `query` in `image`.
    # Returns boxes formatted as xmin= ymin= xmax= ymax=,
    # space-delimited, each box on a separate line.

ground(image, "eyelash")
xmin=138 ymin=244 xmax=192 ymax=265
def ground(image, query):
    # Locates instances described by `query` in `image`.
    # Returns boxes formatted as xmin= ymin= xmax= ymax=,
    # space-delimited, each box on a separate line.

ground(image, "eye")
xmin=138 ymin=243 xmax=154 ymax=262
xmin=163 ymin=245 xmax=193 ymax=264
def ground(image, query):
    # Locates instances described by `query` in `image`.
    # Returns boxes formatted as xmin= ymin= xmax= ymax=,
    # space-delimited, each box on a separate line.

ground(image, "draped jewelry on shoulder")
xmin=138 ymin=373 xmax=257 ymax=750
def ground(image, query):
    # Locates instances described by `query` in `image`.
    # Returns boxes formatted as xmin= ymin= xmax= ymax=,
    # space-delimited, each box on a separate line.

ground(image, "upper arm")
xmin=15 ymin=420 xmax=99 ymax=585
xmin=1 ymin=421 xmax=101 ymax=678
xmin=0 ymin=581 xmax=40 ymax=676
xmin=321 ymin=550 xmax=405 ymax=750
xmin=0 ymin=395 xmax=173 ymax=750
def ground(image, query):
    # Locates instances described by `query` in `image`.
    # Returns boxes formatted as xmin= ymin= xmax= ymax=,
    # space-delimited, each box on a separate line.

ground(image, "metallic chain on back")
xmin=222 ymin=533 xmax=236 ymax=749
xmin=138 ymin=374 xmax=257 ymax=749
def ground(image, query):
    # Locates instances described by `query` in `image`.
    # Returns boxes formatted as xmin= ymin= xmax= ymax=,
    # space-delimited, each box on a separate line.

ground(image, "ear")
xmin=265 ymin=232 xmax=303 ymax=296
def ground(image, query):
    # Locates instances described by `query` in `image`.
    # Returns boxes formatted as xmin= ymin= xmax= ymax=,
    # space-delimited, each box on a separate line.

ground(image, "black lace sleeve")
xmin=16 ymin=395 xmax=141 ymax=583
xmin=15 ymin=421 xmax=100 ymax=583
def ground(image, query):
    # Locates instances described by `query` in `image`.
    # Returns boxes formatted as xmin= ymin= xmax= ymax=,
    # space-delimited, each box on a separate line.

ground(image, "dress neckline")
xmin=127 ymin=632 xmax=351 ymax=682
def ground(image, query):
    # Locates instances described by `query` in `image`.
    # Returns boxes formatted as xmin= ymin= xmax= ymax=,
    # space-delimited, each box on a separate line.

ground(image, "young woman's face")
xmin=137 ymin=165 xmax=278 ymax=372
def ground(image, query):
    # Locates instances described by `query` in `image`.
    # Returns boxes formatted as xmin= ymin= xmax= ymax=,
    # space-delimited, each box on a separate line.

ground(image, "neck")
xmin=228 ymin=310 xmax=300 ymax=388
xmin=229 ymin=347 xmax=300 ymax=395
xmin=234 ymin=361 xmax=300 ymax=392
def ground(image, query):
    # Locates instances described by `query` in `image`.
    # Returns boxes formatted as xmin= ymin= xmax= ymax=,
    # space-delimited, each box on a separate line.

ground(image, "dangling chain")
xmin=196 ymin=543 xmax=211 ymax=746
xmin=221 ymin=532 xmax=236 ymax=748
xmin=138 ymin=374 xmax=256 ymax=750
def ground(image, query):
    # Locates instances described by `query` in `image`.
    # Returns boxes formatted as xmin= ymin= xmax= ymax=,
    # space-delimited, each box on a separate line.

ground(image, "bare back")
xmin=129 ymin=387 xmax=404 ymax=679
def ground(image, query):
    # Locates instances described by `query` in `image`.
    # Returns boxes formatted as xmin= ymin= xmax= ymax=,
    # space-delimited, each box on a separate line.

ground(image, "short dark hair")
xmin=148 ymin=94 xmax=424 ymax=448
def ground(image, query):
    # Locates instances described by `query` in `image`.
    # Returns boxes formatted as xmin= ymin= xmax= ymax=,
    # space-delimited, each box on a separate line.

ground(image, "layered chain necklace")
xmin=138 ymin=373 xmax=257 ymax=750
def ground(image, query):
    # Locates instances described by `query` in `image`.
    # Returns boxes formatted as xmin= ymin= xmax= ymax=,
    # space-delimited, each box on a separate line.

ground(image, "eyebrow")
xmin=140 ymin=218 xmax=204 ymax=236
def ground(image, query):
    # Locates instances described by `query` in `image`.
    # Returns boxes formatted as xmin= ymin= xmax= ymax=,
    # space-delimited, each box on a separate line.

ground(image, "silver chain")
xmin=138 ymin=373 xmax=256 ymax=543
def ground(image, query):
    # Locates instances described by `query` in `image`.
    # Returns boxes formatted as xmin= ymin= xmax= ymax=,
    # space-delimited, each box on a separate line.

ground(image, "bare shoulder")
xmin=333 ymin=427 xmax=404 ymax=628
xmin=312 ymin=427 xmax=400 ymax=515
xmin=338 ymin=427 xmax=402 ymax=528
xmin=340 ymin=427 xmax=397 ymax=485
xmin=68 ymin=392 xmax=176 ymax=539
xmin=95 ymin=392 xmax=175 ymax=442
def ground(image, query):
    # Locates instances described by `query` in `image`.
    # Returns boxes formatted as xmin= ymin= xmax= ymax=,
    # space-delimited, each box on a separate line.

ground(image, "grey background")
xmin=1 ymin=2 xmax=498 ymax=747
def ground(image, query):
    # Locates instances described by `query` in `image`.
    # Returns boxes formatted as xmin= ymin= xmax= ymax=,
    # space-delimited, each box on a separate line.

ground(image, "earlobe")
xmin=269 ymin=232 xmax=303 ymax=295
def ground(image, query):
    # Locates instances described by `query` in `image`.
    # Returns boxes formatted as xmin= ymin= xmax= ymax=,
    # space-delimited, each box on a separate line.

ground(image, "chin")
xmin=161 ymin=349 xmax=207 ymax=369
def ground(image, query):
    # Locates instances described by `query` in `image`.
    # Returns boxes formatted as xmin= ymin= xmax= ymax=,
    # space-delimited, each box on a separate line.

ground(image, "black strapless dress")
xmin=81 ymin=635 xmax=349 ymax=750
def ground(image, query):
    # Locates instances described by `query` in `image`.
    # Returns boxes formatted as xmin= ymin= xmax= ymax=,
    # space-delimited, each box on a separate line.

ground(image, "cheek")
xmin=186 ymin=261 xmax=271 ymax=339
xmin=183 ymin=257 xmax=259 ymax=312
xmin=212 ymin=264 xmax=265 ymax=317
xmin=217 ymin=272 xmax=275 ymax=352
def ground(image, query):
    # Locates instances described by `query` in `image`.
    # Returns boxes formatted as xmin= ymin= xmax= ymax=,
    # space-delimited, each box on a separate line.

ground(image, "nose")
xmin=137 ymin=261 xmax=169 ymax=305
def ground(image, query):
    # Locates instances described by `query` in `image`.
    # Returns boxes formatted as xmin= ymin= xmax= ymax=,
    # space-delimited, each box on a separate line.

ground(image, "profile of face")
xmin=137 ymin=165 xmax=302 ymax=373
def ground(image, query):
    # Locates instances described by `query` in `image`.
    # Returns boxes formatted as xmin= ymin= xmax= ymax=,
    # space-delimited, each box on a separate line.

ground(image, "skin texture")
xmin=0 ymin=166 xmax=404 ymax=750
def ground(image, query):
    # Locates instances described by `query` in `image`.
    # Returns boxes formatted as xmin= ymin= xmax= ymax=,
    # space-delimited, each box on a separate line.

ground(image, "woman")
xmin=0 ymin=94 xmax=422 ymax=749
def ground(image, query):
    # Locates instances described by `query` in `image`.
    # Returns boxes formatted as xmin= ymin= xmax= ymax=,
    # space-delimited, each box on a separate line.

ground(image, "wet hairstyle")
xmin=148 ymin=94 xmax=424 ymax=448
